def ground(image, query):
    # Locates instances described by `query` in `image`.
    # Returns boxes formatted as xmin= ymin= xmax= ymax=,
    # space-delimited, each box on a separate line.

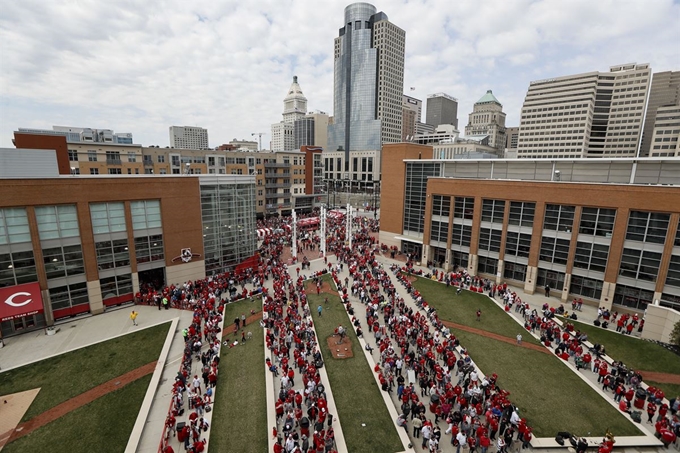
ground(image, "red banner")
xmin=0 ymin=282 xmax=44 ymax=322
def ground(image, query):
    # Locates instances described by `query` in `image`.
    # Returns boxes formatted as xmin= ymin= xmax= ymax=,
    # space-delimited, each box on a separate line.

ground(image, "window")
xmin=478 ymin=228 xmax=502 ymax=252
xmin=88 ymin=151 xmax=97 ymax=162
xmin=0 ymin=250 xmax=37 ymax=287
xmin=613 ymin=284 xmax=653 ymax=311
xmin=90 ymin=168 xmax=99 ymax=175
xmin=508 ymin=202 xmax=535 ymax=227
xmin=573 ymin=242 xmax=609 ymax=272
xmin=430 ymin=221 xmax=448 ymax=243
xmin=134 ymin=234 xmax=164 ymax=264
xmin=49 ymin=282 xmax=89 ymax=312
xmin=675 ymin=219 xmax=680 ymax=247
xmin=579 ymin=207 xmax=616 ymax=237
xmin=0 ymin=208 xmax=31 ymax=244
xmin=477 ymin=256 xmax=498 ymax=275
xmin=95 ymin=239 xmax=130 ymax=270
xmin=68 ymin=150 xmax=78 ymax=161
xmin=538 ymin=237 xmax=570 ymax=264
xmin=105 ymin=151 xmax=121 ymax=164
xmin=506 ymin=232 xmax=532 ymax=258
xmin=618 ymin=248 xmax=662 ymax=281
xmin=100 ymin=274 xmax=133 ymax=299
xmin=42 ymin=245 xmax=85 ymax=279
xmin=157 ymin=155 xmax=165 ymax=163
xmin=664 ymin=254 xmax=680 ymax=288
xmin=543 ymin=204 xmax=575 ymax=232
xmin=451 ymin=224 xmax=472 ymax=247
xmin=454 ymin=197 xmax=474 ymax=220
xmin=536 ymin=268 xmax=565 ymax=291
xmin=143 ymin=155 xmax=152 ymax=164
xmin=90 ymin=202 xmax=126 ymax=234
xmin=127 ymin=152 xmax=137 ymax=163
xmin=432 ymin=195 xmax=450 ymax=217
xmin=108 ymin=168 xmax=122 ymax=175
xmin=661 ymin=293 xmax=680 ymax=312
xmin=404 ymin=162 xmax=440 ymax=235
xmin=626 ymin=211 xmax=670 ymax=244
xmin=504 ymin=262 xmax=527 ymax=282
xmin=35 ymin=205 xmax=79 ymax=240
xmin=130 ymin=200 xmax=161 ymax=230
xmin=569 ymin=275 xmax=603 ymax=300
xmin=452 ymin=250 xmax=469 ymax=269
xmin=481 ymin=199 xmax=505 ymax=223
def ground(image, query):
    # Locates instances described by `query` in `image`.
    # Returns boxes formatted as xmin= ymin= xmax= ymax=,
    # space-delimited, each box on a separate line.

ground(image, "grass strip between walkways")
xmin=0 ymin=321 xmax=171 ymax=422
xmin=209 ymin=298 xmax=267 ymax=453
xmin=2 ymin=375 xmax=152 ymax=453
xmin=451 ymin=329 xmax=641 ymax=437
xmin=412 ymin=277 xmax=541 ymax=345
xmin=307 ymin=280 xmax=403 ymax=453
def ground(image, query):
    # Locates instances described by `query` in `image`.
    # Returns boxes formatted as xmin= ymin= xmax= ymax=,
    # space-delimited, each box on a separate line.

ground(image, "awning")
xmin=328 ymin=210 xmax=345 ymax=219
xmin=0 ymin=282 xmax=45 ymax=322
xmin=394 ymin=236 xmax=423 ymax=245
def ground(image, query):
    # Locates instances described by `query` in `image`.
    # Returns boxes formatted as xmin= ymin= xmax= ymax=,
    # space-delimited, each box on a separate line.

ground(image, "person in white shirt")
xmin=456 ymin=431 xmax=467 ymax=453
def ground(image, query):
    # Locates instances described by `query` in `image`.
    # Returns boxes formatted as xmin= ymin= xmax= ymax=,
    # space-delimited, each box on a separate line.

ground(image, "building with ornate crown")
xmin=464 ymin=90 xmax=507 ymax=156
xmin=271 ymin=76 xmax=308 ymax=151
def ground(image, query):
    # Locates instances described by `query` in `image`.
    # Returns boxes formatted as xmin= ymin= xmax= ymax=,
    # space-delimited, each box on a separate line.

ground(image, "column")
xmin=292 ymin=210 xmax=297 ymax=259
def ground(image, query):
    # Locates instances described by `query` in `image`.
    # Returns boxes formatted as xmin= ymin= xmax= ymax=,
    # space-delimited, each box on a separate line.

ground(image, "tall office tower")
xmin=402 ymin=95 xmax=422 ymax=141
xmin=639 ymin=71 xmax=680 ymax=157
xmin=272 ymin=76 xmax=308 ymax=151
xmin=505 ymin=127 xmax=519 ymax=150
xmin=327 ymin=2 xmax=405 ymax=158
xmin=426 ymin=93 xmax=458 ymax=128
xmin=464 ymin=90 xmax=507 ymax=155
xmin=169 ymin=126 xmax=209 ymax=149
xmin=517 ymin=63 xmax=651 ymax=158
xmin=294 ymin=112 xmax=330 ymax=150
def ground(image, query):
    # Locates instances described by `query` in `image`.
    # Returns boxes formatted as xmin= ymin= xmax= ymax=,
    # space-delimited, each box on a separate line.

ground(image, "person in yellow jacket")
xmin=130 ymin=310 xmax=138 ymax=326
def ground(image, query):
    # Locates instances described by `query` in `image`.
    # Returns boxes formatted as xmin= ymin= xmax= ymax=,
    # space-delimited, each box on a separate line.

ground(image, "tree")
xmin=671 ymin=320 xmax=680 ymax=346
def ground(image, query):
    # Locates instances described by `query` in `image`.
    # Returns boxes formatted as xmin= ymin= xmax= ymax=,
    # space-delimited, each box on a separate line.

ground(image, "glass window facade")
xmin=661 ymin=293 xmax=680 ymax=312
xmin=200 ymin=181 xmax=257 ymax=275
xmin=454 ymin=197 xmax=475 ymax=220
xmin=543 ymin=204 xmax=575 ymax=232
xmin=478 ymin=228 xmax=502 ymax=252
xmin=570 ymin=275 xmax=603 ymax=300
xmin=477 ymin=256 xmax=498 ymax=275
xmin=508 ymin=202 xmax=535 ymax=227
xmin=613 ymin=283 xmax=653 ymax=311
xmin=0 ymin=208 xmax=31 ymax=244
xmin=665 ymin=254 xmax=680 ymax=288
xmin=404 ymin=163 xmax=440 ymax=236
xmin=573 ymin=242 xmax=609 ymax=272
xmin=42 ymin=245 xmax=85 ymax=279
xmin=90 ymin=202 xmax=126 ymax=234
xmin=579 ymin=207 xmax=616 ymax=237
xmin=432 ymin=195 xmax=451 ymax=218
xmin=451 ymin=250 xmax=469 ymax=270
xmin=49 ymin=282 xmax=89 ymax=312
xmin=134 ymin=235 xmax=165 ymax=264
xmin=95 ymin=239 xmax=131 ymax=270
xmin=626 ymin=211 xmax=670 ymax=244
xmin=35 ymin=205 xmax=80 ymax=240
xmin=675 ymin=219 xmax=680 ymax=247
xmin=430 ymin=221 xmax=448 ymax=244
xmin=451 ymin=224 xmax=472 ymax=247
xmin=0 ymin=250 xmax=37 ymax=288
xmin=130 ymin=200 xmax=162 ymax=230
xmin=619 ymin=248 xmax=662 ymax=282
xmin=100 ymin=274 xmax=133 ymax=300
xmin=539 ymin=237 xmax=570 ymax=265
xmin=481 ymin=199 xmax=505 ymax=223
xmin=504 ymin=262 xmax=527 ymax=282
xmin=506 ymin=232 xmax=531 ymax=258
xmin=536 ymin=268 xmax=565 ymax=290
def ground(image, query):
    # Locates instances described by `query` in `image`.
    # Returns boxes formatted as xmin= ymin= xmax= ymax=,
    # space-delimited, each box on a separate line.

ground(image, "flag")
xmin=410 ymin=87 xmax=415 ymax=91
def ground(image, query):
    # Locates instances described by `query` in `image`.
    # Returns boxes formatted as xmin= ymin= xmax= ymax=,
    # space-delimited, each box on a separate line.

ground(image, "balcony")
xmin=265 ymin=193 xmax=280 ymax=199
xmin=265 ymin=183 xmax=290 ymax=189
xmin=264 ymin=162 xmax=291 ymax=168
xmin=106 ymin=158 xmax=122 ymax=165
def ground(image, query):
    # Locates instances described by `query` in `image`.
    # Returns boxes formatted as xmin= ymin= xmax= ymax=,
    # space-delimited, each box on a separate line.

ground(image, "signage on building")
xmin=407 ymin=98 xmax=419 ymax=105
xmin=0 ymin=282 xmax=44 ymax=321
xmin=171 ymin=248 xmax=202 ymax=263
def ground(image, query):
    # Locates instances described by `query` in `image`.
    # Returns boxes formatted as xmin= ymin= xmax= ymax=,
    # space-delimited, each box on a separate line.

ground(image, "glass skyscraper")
xmin=327 ymin=2 xmax=405 ymax=163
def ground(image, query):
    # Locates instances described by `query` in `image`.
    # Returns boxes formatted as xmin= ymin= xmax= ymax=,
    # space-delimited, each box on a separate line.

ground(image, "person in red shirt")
xmin=479 ymin=433 xmax=491 ymax=453
xmin=647 ymin=401 xmax=657 ymax=423
xmin=522 ymin=427 xmax=533 ymax=449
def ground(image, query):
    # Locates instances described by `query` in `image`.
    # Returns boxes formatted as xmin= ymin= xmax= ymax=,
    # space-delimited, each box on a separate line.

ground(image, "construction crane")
xmin=251 ymin=132 xmax=266 ymax=151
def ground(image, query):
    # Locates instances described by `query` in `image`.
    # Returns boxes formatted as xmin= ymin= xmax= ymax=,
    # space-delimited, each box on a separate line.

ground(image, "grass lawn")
xmin=452 ymin=329 xmax=641 ymax=437
xmin=3 ymin=375 xmax=152 ymax=453
xmin=0 ymin=321 xmax=170 ymax=421
xmin=558 ymin=317 xmax=680 ymax=375
xmin=413 ymin=277 xmax=541 ymax=345
xmin=307 ymin=289 xmax=403 ymax=453
xmin=647 ymin=382 xmax=680 ymax=399
xmin=209 ymin=298 xmax=267 ymax=453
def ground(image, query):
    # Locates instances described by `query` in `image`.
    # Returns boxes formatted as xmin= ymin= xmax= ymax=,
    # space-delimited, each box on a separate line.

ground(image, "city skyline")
xmin=1 ymin=0 xmax=679 ymax=149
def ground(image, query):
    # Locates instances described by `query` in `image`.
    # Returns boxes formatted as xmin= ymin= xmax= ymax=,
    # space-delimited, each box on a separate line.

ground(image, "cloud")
xmin=1 ymin=0 xmax=678 ymax=148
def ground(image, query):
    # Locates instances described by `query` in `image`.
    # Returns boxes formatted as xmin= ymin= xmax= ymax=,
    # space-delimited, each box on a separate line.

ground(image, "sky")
xmin=1 ymin=0 xmax=679 ymax=149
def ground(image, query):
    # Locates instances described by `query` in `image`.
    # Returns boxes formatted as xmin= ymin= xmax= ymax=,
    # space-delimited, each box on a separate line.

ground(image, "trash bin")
xmin=633 ymin=388 xmax=647 ymax=409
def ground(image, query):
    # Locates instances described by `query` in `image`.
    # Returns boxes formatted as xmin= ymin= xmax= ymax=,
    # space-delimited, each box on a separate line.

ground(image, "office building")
xmin=464 ymin=90 xmax=507 ymax=156
xmin=426 ymin=93 xmax=458 ymax=129
xmin=169 ymin=126 xmax=209 ymax=150
xmin=0 ymin=166 xmax=256 ymax=337
xmin=505 ymin=127 xmax=519 ymax=151
xmin=294 ymin=111 xmax=330 ymax=151
xmin=327 ymin=2 xmax=406 ymax=156
xmin=272 ymin=76 xmax=308 ymax=152
xmin=647 ymin=105 xmax=680 ymax=157
xmin=229 ymin=139 xmax=259 ymax=151
xmin=402 ymin=95 xmax=422 ymax=141
xmin=517 ymin=63 xmax=651 ymax=159
xmin=413 ymin=124 xmax=459 ymax=145
xmin=322 ymin=149 xmax=381 ymax=190
xmin=639 ymin=71 xmax=680 ymax=157
xmin=433 ymin=136 xmax=500 ymax=159
xmin=379 ymin=143 xmax=680 ymax=325
xmin=18 ymin=126 xmax=134 ymax=145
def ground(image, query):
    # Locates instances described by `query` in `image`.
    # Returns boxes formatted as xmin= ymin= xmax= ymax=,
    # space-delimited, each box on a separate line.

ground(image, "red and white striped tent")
xmin=298 ymin=217 xmax=320 ymax=229
xmin=257 ymin=224 xmax=291 ymax=239
xmin=327 ymin=210 xmax=345 ymax=220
